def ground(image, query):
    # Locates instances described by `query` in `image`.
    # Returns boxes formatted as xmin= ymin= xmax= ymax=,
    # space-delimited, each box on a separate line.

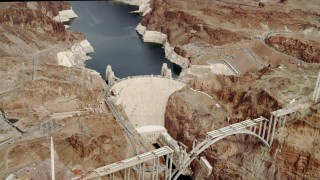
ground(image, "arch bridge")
xmin=171 ymin=105 xmax=303 ymax=179
xmin=82 ymin=102 xmax=303 ymax=179
xmin=172 ymin=116 xmax=271 ymax=179
xmin=90 ymin=64 xmax=307 ymax=179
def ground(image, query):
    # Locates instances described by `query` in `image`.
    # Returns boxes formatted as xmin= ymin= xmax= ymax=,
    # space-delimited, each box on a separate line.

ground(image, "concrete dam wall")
xmin=109 ymin=76 xmax=186 ymax=127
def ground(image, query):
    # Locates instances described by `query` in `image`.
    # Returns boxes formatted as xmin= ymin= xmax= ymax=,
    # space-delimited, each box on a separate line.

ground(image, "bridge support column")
xmin=258 ymin=121 xmax=263 ymax=136
xmin=192 ymin=139 xmax=198 ymax=151
xmin=262 ymin=120 xmax=267 ymax=139
xmin=283 ymin=115 xmax=287 ymax=127
xmin=313 ymin=71 xmax=320 ymax=102
xmin=141 ymin=163 xmax=145 ymax=180
xmin=156 ymin=157 xmax=159 ymax=180
xmin=266 ymin=115 xmax=273 ymax=143
xmin=139 ymin=163 xmax=143 ymax=180
xmin=277 ymin=115 xmax=287 ymax=128
xmin=253 ymin=124 xmax=257 ymax=134
xmin=107 ymin=172 xmax=115 ymax=180
xmin=169 ymin=152 xmax=173 ymax=179
xmin=165 ymin=153 xmax=169 ymax=179
xmin=281 ymin=116 xmax=284 ymax=128
xmin=249 ymin=125 xmax=253 ymax=131
xmin=270 ymin=116 xmax=278 ymax=145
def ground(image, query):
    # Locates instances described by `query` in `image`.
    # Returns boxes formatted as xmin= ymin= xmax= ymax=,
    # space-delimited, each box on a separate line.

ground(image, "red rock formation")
xmin=8 ymin=1 xmax=71 ymax=17
xmin=68 ymin=133 xmax=109 ymax=163
xmin=267 ymin=35 xmax=320 ymax=63
xmin=165 ymin=88 xmax=229 ymax=147
xmin=0 ymin=8 xmax=66 ymax=34
xmin=188 ymin=71 xmax=282 ymax=122
xmin=165 ymin=69 xmax=320 ymax=179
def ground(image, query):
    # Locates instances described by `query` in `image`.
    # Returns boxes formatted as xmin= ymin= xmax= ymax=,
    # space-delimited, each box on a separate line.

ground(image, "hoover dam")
xmin=108 ymin=75 xmax=186 ymax=128
xmin=0 ymin=1 xmax=320 ymax=180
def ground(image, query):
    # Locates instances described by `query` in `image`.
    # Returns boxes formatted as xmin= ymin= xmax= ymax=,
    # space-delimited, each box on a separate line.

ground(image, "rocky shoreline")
xmin=115 ymin=0 xmax=189 ymax=72
xmin=115 ymin=0 xmax=151 ymax=16
xmin=136 ymin=23 xmax=189 ymax=70
xmin=53 ymin=8 xmax=78 ymax=23
xmin=52 ymin=7 xmax=95 ymax=68
xmin=57 ymin=39 xmax=94 ymax=67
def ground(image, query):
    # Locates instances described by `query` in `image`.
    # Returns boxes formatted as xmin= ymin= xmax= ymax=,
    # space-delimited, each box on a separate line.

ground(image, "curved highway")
xmin=104 ymin=99 xmax=138 ymax=155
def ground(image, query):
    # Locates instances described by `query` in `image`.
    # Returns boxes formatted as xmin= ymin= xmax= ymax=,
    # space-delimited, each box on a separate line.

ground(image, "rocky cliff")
xmin=139 ymin=1 xmax=320 ymax=178
xmin=165 ymin=65 xmax=320 ymax=179
xmin=137 ymin=0 xmax=319 ymax=77
xmin=187 ymin=69 xmax=282 ymax=121
xmin=0 ymin=2 xmax=130 ymax=179
xmin=267 ymin=34 xmax=320 ymax=63
xmin=165 ymin=88 xmax=229 ymax=147
xmin=136 ymin=23 xmax=190 ymax=69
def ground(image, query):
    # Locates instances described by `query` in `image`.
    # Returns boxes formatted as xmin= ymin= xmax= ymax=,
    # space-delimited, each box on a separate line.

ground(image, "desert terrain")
xmin=138 ymin=0 xmax=320 ymax=179
xmin=0 ymin=2 xmax=141 ymax=179
xmin=0 ymin=0 xmax=319 ymax=179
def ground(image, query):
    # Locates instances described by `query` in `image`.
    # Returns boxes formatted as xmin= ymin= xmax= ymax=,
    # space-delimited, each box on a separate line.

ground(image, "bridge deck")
xmin=271 ymin=108 xmax=295 ymax=117
xmin=84 ymin=146 xmax=173 ymax=179
xmin=206 ymin=117 xmax=268 ymax=139
xmin=208 ymin=119 xmax=251 ymax=138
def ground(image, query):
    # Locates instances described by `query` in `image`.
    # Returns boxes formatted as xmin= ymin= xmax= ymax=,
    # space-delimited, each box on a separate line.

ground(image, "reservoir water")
xmin=69 ymin=1 xmax=180 ymax=79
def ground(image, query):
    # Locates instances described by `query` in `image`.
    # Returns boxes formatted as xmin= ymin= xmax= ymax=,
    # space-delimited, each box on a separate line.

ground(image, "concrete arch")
xmin=173 ymin=130 xmax=269 ymax=180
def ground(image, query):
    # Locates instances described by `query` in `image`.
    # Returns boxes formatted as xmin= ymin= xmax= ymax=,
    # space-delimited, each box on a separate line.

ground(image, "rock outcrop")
xmin=165 ymin=88 xmax=229 ymax=147
xmin=0 ymin=8 xmax=66 ymax=35
xmin=53 ymin=8 xmax=77 ymax=23
xmin=57 ymin=39 xmax=94 ymax=67
xmin=266 ymin=34 xmax=320 ymax=63
xmin=136 ymin=23 xmax=189 ymax=69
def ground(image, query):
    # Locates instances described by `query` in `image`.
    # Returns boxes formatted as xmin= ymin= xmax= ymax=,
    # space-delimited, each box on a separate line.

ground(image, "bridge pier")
xmin=262 ymin=119 xmax=267 ymax=139
xmin=313 ymin=71 xmax=320 ymax=102
xmin=258 ymin=120 xmax=263 ymax=136
xmin=268 ymin=107 xmax=299 ymax=145
xmin=270 ymin=115 xmax=278 ymax=145
xmin=266 ymin=115 xmax=273 ymax=144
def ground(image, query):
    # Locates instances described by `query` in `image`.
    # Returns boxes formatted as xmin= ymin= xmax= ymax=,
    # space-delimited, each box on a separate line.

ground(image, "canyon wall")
xmin=136 ymin=0 xmax=320 ymax=78
xmin=165 ymin=66 xmax=320 ymax=179
xmin=266 ymin=34 xmax=320 ymax=63
xmin=57 ymin=39 xmax=94 ymax=67
xmin=136 ymin=23 xmax=189 ymax=69
xmin=0 ymin=2 xmax=131 ymax=178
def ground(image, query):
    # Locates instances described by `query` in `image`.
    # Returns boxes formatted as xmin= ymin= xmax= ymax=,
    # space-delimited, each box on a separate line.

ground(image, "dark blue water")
xmin=69 ymin=1 xmax=180 ymax=79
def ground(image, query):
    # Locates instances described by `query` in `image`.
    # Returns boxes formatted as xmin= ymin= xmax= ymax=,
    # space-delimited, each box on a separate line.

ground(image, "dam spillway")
xmin=108 ymin=76 xmax=186 ymax=128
